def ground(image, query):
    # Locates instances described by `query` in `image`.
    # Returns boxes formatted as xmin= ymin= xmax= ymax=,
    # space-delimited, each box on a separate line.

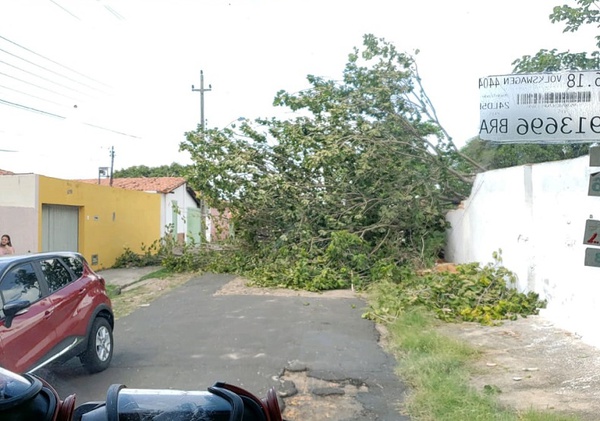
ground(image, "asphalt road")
xmin=37 ymin=273 xmax=409 ymax=420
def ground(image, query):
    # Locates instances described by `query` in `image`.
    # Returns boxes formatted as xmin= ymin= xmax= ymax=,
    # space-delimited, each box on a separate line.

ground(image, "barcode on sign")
xmin=516 ymin=91 xmax=592 ymax=105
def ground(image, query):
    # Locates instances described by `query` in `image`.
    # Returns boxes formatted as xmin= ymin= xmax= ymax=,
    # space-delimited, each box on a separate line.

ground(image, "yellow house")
xmin=0 ymin=171 xmax=161 ymax=270
xmin=77 ymin=176 xmax=206 ymax=246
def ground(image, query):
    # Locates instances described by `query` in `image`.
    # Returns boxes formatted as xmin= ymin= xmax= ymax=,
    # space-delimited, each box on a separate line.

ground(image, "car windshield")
xmin=0 ymin=2 xmax=596 ymax=421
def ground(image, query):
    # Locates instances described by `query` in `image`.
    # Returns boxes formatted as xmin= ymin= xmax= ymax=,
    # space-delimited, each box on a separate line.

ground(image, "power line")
xmin=49 ymin=0 xmax=125 ymax=22
xmin=0 ymin=34 xmax=109 ymax=118
xmin=0 ymin=35 xmax=110 ymax=89
xmin=0 ymin=98 xmax=65 ymax=118
xmin=0 ymin=98 xmax=140 ymax=139
xmin=0 ymin=36 xmax=110 ymax=119
xmin=0 ymin=70 xmax=78 ymax=101
xmin=48 ymin=0 xmax=81 ymax=20
xmin=0 ymin=83 xmax=64 ymax=106
xmin=84 ymin=123 xmax=140 ymax=139
xmin=104 ymin=5 xmax=125 ymax=20
xmin=0 ymin=36 xmax=106 ymax=114
xmin=0 ymin=46 xmax=107 ymax=95
xmin=0 ymin=33 xmax=138 ymax=139
xmin=0 ymin=59 xmax=95 ymax=97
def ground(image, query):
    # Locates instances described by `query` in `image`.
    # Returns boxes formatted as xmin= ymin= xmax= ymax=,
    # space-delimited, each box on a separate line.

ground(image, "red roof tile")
xmin=76 ymin=177 xmax=187 ymax=194
xmin=0 ymin=169 xmax=15 ymax=175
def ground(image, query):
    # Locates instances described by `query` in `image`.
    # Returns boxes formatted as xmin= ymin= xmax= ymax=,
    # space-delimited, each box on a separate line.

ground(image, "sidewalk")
xmin=97 ymin=266 xmax=162 ymax=289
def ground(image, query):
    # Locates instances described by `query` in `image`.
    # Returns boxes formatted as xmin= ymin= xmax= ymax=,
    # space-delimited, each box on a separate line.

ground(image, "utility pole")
xmin=191 ymin=70 xmax=212 ymax=131
xmin=109 ymin=146 xmax=115 ymax=186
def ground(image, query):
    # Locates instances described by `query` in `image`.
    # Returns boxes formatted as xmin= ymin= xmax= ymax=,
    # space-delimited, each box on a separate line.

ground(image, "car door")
xmin=39 ymin=256 xmax=88 ymax=341
xmin=0 ymin=262 xmax=56 ymax=373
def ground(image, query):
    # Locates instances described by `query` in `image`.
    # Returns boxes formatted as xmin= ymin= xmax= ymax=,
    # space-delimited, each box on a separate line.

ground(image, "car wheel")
xmin=80 ymin=317 xmax=113 ymax=373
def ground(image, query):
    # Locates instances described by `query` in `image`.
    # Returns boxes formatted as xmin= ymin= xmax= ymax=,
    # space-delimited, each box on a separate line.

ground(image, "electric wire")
xmin=0 ymin=17 xmax=136 ymax=139
xmin=0 ymin=35 xmax=110 ymax=88
xmin=0 ymin=70 xmax=78 ymax=101
xmin=0 ymin=97 xmax=65 ymax=118
xmin=1 ymin=2 xmax=134 ymax=169
xmin=0 ymin=96 xmax=140 ymax=139
xmin=49 ymin=0 xmax=125 ymax=22
xmin=0 ymin=59 xmax=95 ymax=97
xmin=48 ymin=0 xmax=81 ymax=20
xmin=0 ymin=83 xmax=64 ymax=106
xmin=0 ymin=35 xmax=107 ymax=115
xmin=0 ymin=46 xmax=107 ymax=94
xmin=104 ymin=5 xmax=125 ymax=20
xmin=84 ymin=123 xmax=140 ymax=138
xmin=0 ymin=35 xmax=140 ymax=139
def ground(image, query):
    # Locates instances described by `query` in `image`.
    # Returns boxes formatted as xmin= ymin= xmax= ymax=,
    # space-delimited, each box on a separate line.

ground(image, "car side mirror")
xmin=3 ymin=300 xmax=31 ymax=329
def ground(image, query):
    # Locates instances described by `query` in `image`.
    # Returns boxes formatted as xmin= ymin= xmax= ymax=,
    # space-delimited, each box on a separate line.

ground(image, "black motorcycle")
xmin=0 ymin=367 xmax=284 ymax=421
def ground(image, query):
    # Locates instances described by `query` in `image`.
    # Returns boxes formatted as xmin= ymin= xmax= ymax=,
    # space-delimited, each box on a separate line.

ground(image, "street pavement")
xmin=37 ymin=272 xmax=410 ymax=420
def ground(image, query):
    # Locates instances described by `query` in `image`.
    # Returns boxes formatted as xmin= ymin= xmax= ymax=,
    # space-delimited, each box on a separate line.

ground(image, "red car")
xmin=0 ymin=251 xmax=114 ymax=374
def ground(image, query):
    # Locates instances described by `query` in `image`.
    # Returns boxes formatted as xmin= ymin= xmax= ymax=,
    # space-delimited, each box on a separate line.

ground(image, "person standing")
xmin=0 ymin=234 xmax=15 ymax=255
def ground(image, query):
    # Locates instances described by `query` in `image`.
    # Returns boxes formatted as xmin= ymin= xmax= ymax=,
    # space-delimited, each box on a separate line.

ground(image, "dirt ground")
xmin=116 ymin=274 xmax=600 ymax=420
xmin=436 ymin=317 xmax=600 ymax=420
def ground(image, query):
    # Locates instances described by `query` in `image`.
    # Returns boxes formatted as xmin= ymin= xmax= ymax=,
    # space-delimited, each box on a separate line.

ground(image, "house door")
xmin=42 ymin=204 xmax=79 ymax=252
xmin=187 ymin=207 xmax=202 ymax=245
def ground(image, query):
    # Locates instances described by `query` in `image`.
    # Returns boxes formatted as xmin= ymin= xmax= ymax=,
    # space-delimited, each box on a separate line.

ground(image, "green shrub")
xmin=363 ymin=251 xmax=546 ymax=325
xmin=112 ymin=241 xmax=162 ymax=268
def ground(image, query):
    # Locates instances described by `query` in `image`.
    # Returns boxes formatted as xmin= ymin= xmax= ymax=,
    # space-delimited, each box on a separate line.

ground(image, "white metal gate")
xmin=42 ymin=204 xmax=79 ymax=252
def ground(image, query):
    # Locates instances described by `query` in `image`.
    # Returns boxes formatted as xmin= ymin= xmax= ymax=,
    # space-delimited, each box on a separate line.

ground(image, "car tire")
xmin=80 ymin=317 xmax=113 ymax=373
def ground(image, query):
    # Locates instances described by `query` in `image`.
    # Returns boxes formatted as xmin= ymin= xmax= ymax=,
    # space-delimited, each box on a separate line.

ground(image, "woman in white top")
xmin=0 ymin=234 xmax=15 ymax=255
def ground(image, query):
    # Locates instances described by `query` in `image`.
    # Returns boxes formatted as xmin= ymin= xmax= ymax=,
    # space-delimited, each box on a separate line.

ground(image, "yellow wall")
xmin=38 ymin=176 xmax=162 ymax=270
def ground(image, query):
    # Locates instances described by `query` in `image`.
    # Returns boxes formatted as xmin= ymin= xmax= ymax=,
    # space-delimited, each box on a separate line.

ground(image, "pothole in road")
xmin=276 ymin=363 xmax=368 ymax=420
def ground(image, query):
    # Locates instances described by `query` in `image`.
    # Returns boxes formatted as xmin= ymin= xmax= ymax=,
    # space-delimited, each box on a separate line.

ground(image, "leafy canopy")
xmin=113 ymin=162 xmax=189 ymax=178
xmin=513 ymin=0 xmax=600 ymax=72
xmin=180 ymin=34 xmax=478 ymax=290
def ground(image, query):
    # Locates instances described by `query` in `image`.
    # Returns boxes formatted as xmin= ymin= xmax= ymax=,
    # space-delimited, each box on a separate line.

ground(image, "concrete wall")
xmin=446 ymin=155 xmax=600 ymax=346
xmin=39 ymin=176 xmax=162 ymax=269
xmin=0 ymin=174 xmax=162 ymax=269
xmin=0 ymin=174 xmax=38 ymax=254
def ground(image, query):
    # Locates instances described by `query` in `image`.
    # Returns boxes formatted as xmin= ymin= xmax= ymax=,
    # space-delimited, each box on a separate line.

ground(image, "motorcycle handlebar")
xmin=0 ymin=367 xmax=284 ymax=421
xmin=74 ymin=381 xmax=283 ymax=421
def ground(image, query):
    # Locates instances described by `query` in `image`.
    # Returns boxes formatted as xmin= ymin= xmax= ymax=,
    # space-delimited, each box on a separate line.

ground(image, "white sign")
xmin=479 ymin=70 xmax=600 ymax=142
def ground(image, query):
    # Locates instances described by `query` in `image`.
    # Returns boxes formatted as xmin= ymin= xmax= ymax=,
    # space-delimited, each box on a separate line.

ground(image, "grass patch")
xmin=105 ymin=284 xmax=121 ymax=300
xmin=139 ymin=267 xmax=173 ymax=281
xmin=105 ymin=268 xmax=176 ymax=301
xmin=109 ymin=272 xmax=195 ymax=319
xmin=384 ymin=307 xmax=579 ymax=421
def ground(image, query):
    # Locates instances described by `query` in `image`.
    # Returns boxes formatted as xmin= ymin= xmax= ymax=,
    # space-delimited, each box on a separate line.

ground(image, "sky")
xmin=0 ymin=0 xmax=597 ymax=179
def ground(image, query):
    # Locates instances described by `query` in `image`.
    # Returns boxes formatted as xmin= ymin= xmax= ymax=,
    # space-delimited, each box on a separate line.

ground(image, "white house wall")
xmin=160 ymin=196 xmax=166 ymax=239
xmin=161 ymin=185 xmax=207 ymax=242
xmin=0 ymin=174 xmax=37 ymax=207
xmin=446 ymin=155 xmax=600 ymax=347
xmin=163 ymin=186 xmax=186 ymax=238
xmin=0 ymin=174 xmax=39 ymax=254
